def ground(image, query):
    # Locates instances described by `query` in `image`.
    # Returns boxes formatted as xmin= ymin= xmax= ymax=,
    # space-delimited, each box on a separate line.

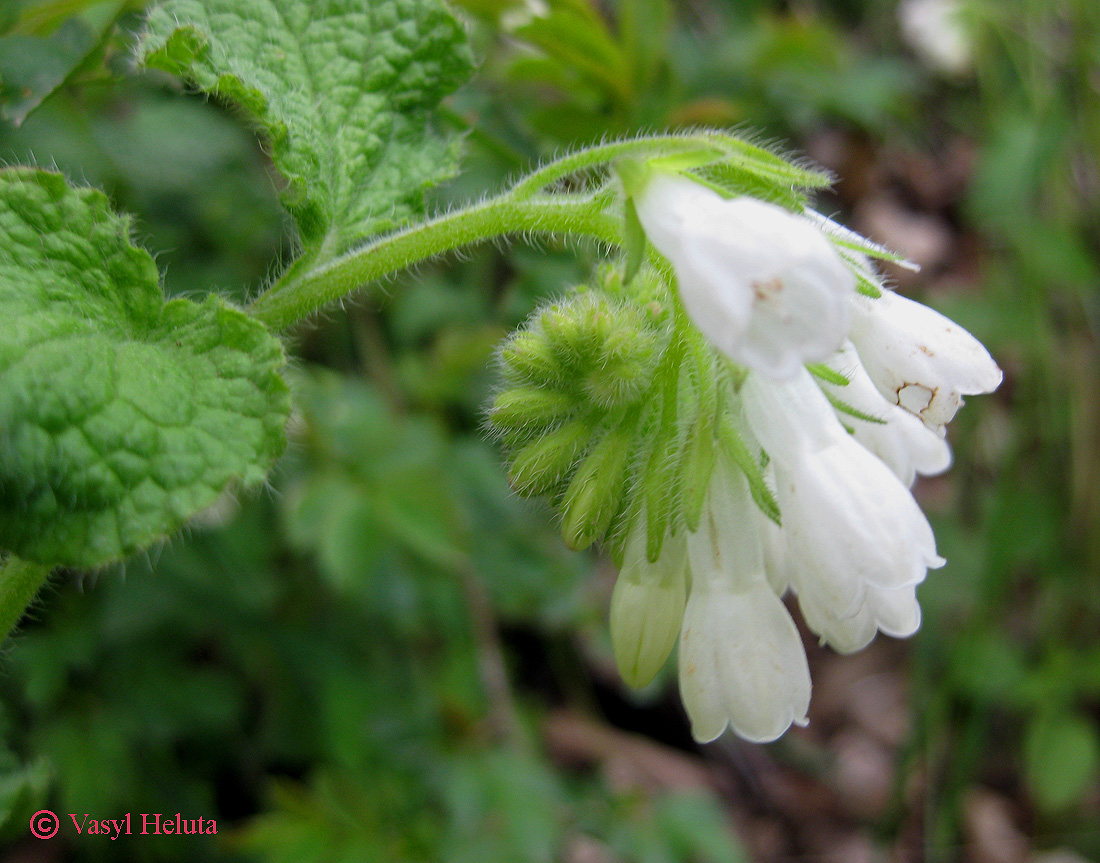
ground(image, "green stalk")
xmin=250 ymin=194 xmax=621 ymax=332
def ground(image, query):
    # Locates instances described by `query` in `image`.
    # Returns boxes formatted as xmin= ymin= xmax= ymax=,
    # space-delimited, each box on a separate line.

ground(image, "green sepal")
xmin=717 ymin=418 xmax=781 ymax=525
xmin=622 ymin=195 xmax=646 ymax=284
xmin=841 ymin=254 xmax=886 ymax=298
xmin=830 ymin=232 xmax=915 ymax=268
xmin=642 ymin=336 xmax=685 ymax=562
xmin=806 ymin=363 xmax=850 ymax=387
xmin=821 ymin=389 xmax=889 ymax=425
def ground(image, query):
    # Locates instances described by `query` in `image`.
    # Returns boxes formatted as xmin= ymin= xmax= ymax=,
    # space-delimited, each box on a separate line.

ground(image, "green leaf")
xmin=138 ymin=0 xmax=473 ymax=258
xmin=0 ymin=556 xmax=51 ymax=641
xmin=0 ymin=168 xmax=290 ymax=568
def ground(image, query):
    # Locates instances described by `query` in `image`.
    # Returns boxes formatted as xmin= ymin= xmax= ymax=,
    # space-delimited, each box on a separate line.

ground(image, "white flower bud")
xmin=819 ymin=341 xmax=952 ymax=486
xmin=678 ymin=465 xmax=811 ymax=743
xmin=610 ymin=523 xmax=688 ymax=689
xmin=848 ymin=290 xmax=1002 ymax=432
xmin=634 ymin=173 xmax=855 ymax=378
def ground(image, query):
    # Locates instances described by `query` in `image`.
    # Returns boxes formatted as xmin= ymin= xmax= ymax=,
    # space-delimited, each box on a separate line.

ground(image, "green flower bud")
xmin=500 ymin=330 xmax=565 ymax=387
xmin=490 ymin=387 xmax=574 ymax=430
xmin=610 ymin=522 xmax=689 ymax=689
xmin=507 ymin=418 xmax=592 ymax=495
xmin=560 ymin=419 xmax=636 ymax=550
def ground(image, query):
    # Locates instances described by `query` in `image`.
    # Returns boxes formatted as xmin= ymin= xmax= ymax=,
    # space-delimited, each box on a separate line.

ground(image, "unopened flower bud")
xmin=610 ymin=523 xmax=688 ymax=689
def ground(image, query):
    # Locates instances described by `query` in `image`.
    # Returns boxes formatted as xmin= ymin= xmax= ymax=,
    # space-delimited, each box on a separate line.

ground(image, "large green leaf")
xmin=138 ymin=0 xmax=473 ymax=257
xmin=0 ymin=168 xmax=290 ymax=567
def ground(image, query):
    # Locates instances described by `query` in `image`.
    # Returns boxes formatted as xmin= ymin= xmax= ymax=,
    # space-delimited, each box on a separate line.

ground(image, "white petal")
xmin=798 ymin=581 xmax=922 ymax=654
xmin=849 ymin=290 xmax=1002 ymax=430
xmin=820 ymin=341 xmax=952 ymax=485
xmin=677 ymin=466 xmax=811 ymax=743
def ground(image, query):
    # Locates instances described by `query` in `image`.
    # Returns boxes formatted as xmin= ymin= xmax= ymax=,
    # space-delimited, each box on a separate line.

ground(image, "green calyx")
xmin=486 ymin=265 xmax=776 ymax=563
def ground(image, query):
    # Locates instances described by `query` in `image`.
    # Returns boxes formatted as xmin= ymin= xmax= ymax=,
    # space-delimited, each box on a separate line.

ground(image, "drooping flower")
xmin=633 ymin=173 xmax=855 ymax=378
xmin=848 ymin=289 xmax=1003 ymax=433
xmin=741 ymin=370 xmax=945 ymax=653
xmin=818 ymin=341 xmax=952 ymax=486
xmin=610 ymin=520 xmax=689 ymax=689
xmin=677 ymin=463 xmax=811 ymax=743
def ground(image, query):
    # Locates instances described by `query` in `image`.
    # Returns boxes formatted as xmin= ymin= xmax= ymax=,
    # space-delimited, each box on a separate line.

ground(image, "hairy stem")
xmin=250 ymin=193 xmax=621 ymax=332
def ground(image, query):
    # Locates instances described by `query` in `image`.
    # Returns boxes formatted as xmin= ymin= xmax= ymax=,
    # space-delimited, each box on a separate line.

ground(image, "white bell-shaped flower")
xmin=610 ymin=522 xmax=689 ymax=689
xmin=848 ymin=289 xmax=1002 ymax=432
xmin=798 ymin=580 xmax=922 ymax=654
xmin=634 ymin=173 xmax=855 ymax=378
xmin=819 ymin=341 xmax=952 ymax=486
xmin=741 ymin=370 xmax=944 ymax=651
xmin=678 ymin=464 xmax=811 ymax=743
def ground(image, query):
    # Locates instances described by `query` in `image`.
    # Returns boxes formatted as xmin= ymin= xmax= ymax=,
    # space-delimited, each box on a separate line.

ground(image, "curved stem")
xmin=509 ymin=133 xmax=726 ymax=199
xmin=250 ymin=193 xmax=622 ymax=331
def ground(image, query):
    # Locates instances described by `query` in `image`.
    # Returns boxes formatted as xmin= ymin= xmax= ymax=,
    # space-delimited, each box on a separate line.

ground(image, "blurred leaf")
xmin=1024 ymin=711 xmax=1100 ymax=812
xmin=441 ymin=750 xmax=566 ymax=863
xmin=653 ymin=791 xmax=749 ymax=863
xmin=0 ymin=0 xmax=126 ymax=126
xmin=0 ymin=754 xmax=50 ymax=839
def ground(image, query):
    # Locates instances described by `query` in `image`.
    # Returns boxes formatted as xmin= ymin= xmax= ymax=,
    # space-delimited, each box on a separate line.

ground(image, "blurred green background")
xmin=1 ymin=0 xmax=1098 ymax=860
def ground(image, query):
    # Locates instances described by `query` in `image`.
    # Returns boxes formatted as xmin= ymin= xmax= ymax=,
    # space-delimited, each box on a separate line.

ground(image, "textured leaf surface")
xmin=0 ymin=168 xmax=290 ymax=567
xmin=139 ymin=0 xmax=472 ymax=256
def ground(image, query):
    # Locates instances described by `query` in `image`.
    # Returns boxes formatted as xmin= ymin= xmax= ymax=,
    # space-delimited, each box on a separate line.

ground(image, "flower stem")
xmin=249 ymin=193 xmax=622 ymax=332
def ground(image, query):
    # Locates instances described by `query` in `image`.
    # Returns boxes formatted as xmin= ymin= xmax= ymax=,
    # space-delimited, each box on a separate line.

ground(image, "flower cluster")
xmin=610 ymin=171 xmax=1002 ymax=742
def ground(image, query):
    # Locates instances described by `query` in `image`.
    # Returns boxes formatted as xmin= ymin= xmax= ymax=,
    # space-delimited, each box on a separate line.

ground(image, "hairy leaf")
xmin=0 ymin=168 xmax=289 ymax=567
xmin=139 ymin=0 xmax=473 ymax=258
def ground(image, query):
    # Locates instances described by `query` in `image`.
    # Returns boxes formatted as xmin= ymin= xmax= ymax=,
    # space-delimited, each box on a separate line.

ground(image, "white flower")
xmin=678 ymin=464 xmax=811 ymax=743
xmin=848 ymin=289 xmax=1002 ymax=432
xmin=741 ymin=370 xmax=944 ymax=652
xmin=634 ymin=173 xmax=855 ymax=378
xmin=818 ymin=341 xmax=952 ymax=486
xmin=610 ymin=522 xmax=688 ymax=689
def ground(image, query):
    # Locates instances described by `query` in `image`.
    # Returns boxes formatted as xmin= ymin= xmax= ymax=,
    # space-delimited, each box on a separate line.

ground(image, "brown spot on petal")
xmin=753 ymin=277 xmax=784 ymax=301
